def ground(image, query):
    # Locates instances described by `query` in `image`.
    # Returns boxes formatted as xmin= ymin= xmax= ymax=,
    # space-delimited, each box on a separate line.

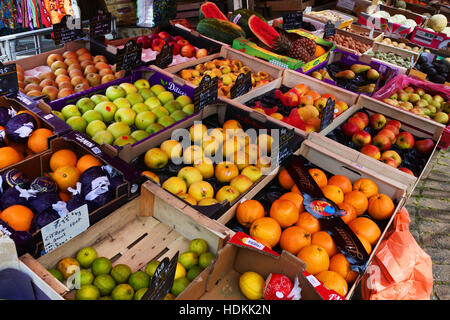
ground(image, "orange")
xmin=293 ymin=83 xmax=309 ymax=96
xmin=279 ymin=192 xmax=304 ymax=212
xmin=321 ymin=93 xmax=335 ymax=101
xmin=291 ymin=184 xmax=301 ymax=194
xmin=142 ymin=171 xmax=160 ymax=184
xmin=76 ymin=154 xmax=103 ymax=174
xmin=0 ymin=126 xmax=8 ymax=144
xmin=297 ymin=244 xmax=329 ymax=275
xmin=329 ymin=253 xmax=351 ymax=280
xmin=306 ymin=90 xmax=321 ymax=101
xmin=346 ymin=270 xmax=358 ymax=284
xmin=314 ymin=45 xmax=326 ymax=57
xmin=353 ymin=178 xmax=379 ymax=198
xmin=58 ymin=191 xmax=72 ymax=202
xmin=0 ymin=146 xmax=24 ymax=169
xmin=52 ymin=165 xmax=80 ymax=192
xmin=236 ymin=200 xmax=265 ymax=228
xmin=311 ymin=231 xmax=338 ymax=258
xmin=308 ymin=168 xmax=327 ymax=188
xmin=252 ymin=237 xmax=274 ymax=249
xmin=328 ymin=175 xmax=352 ymax=194
xmin=0 ymin=205 xmax=34 ymax=231
xmin=349 ymin=217 xmax=381 ymax=246
xmin=337 ymin=202 xmax=357 ymax=224
xmin=357 ymin=234 xmax=372 ymax=255
xmin=279 ymin=226 xmax=311 ymax=255
xmin=321 ymin=185 xmax=344 ymax=204
xmin=49 ymin=149 xmax=78 ymax=172
xmin=249 ymin=217 xmax=282 ymax=248
xmin=296 ymin=211 xmax=321 ymax=234
xmin=278 ymin=169 xmax=294 ymax=190
xmin=269 ymin=199 xmax=299 ymax=228
xmin=367 ymin=194 xmax=395 ymax=220
xmin=17 ymin=110 xmax=41 ymax=128
xmin=343 ymin=190 xmax=368 ymax=216
xmin=315 ymin=270 xmax=348 ymax=297
xmin=27 ymin=128 xmax=54 ymax=154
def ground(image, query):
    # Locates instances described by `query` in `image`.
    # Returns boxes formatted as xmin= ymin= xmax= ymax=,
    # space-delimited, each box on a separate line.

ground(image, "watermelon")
xmin=229 ymin=8 xmax=266 ymax=38
xmin=248 ymin=14 xmax=280 ymax=48
xmin=199 ymin=1 xmax=228 ymax=21
xmin=196 ymin=18 xmax=246 ymax=45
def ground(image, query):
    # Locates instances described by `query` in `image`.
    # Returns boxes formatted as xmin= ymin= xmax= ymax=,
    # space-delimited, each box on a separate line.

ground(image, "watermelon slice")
xmin=199 ymin=2 xmax=228 ymax=21
xmin=248 ymin=15 xmax=280 ymax=48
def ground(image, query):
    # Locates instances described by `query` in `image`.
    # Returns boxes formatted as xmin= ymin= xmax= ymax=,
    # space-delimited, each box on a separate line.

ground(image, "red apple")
xmin=360 ymin=144 xmax=381 ymax=160
xmin=158 ymin=31 xmax=171 ymax=40
xmin=152 ymin=38 xmax=166 ymax=52
xmin=386 ymin=119 xmax=401 ymax=130
xmin=137 ymin=36 xmax=151 ymax=49
xmin=352 ymin=130 xmax=372 ymax=147
xmin=381 ymin=150 xmax=402 ymax=167
xmin=372 ymin=134 xmax=392 ymax=151
xmin=341 ymin=121 xmax=360 ymax=137
xmin=347 ymin=116 xmax=366 ymax=131
xmin=381 ymin=156 xmax=398 ymax=168
xmin=384 ymin=124 xmax=399 ymax=136
xmin=181 ymin=45 xmax=196 ymax=58
xmin=396 ymin=131 xmax=415 ymax=149
xmin=172 ymin=43 xmax=181 ymax=56
xmin=369 ymin=113 xmax=386 ymax=130
xmin=354 ymin=112 xmax=369 ymax=127
xmin=378 ymin=128 xmax=397 ymax=144
xmin=177 ymin=39 xmax=190 ymax=47
xmin=398 ymin=167 xmax=415 ymax=176
xmin=173 ymin=35 xmax=185 ymax=42
xmin=415 ymin=138 xmax=434 ymax=154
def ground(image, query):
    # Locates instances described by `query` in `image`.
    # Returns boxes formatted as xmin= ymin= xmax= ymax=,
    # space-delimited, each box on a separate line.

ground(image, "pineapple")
xmin=272 ymin=28 xmax=317 ymax=63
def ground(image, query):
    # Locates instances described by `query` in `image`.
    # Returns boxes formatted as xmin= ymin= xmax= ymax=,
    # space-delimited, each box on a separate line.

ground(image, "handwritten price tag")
xmin=41 ymin=204 xmax=89 ymax=253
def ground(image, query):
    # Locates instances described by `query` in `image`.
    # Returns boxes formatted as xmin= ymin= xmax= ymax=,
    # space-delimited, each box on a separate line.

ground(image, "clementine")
xmin=279 ymin=226 xmax=311 ymax=255
xmin=321 ymin=185 xmax=344 ymax=204
xmin=314 ymin=45 xmax=326 ymax=57
xmin=278 ymin=169 xmax=294 ymax=190
xmin=349 ymin=217 xmax=381 ymax=246
xmin=279 ymin=192 xmax=304 ymax=212
xmin=329 ymin=253 xmax=351 ymax=280
xmin=236 ymin=200 xmax=265 ymax=228
xmin=327 ymin=175 xmax=352 ymax=194
xmin=49 ymin=149 xmax=78 ymax=172
xmin=27 ymin=128 xmax=54 ymax=153
xmin=367 ymin=194 xmax=395 ymax=220
xmin=337 ymin=202 xmax=357 ymax=224
xmin=308 ymin=168 xmax=327 ymax=188
xmin=249 ymin=217 xmax=282 ymax=248
xmin=76 ymin=154 xmax=103 ymax=174
xmin=291 ymin=184 xmax=301 ymax=194
xmin=343 ymin=190 xmax=368 ymax=216
xmin=58 ymin=191 xmax=72 ymax=202
xmin=315 ymin=270 xmax=348 ymax=297
xmin=52 ymin=165 xmax=80 ymax=192
xmin=297 ymin=244 xmax=329 ymax=275
xmin=269 ymin=199 xmax=299 ymax=228
xmin=311 ymin=231 xmax=338 ymax=257
xmin=357 ymin=234 xmax=372 ymax=255
xmin=0 ymin=205 xmax=34 ymax=231
xmin=353 ymin=178 xmax=379 ymax=198
xmin=296 ymin=211 xmax=321 ymax=234
xmin=0 ymin=146 xmax=23 ymax=169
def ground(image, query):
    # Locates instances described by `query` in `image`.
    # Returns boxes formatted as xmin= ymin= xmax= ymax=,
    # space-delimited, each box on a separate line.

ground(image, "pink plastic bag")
xmin=361 ymin=208 xmax=433 ymax=300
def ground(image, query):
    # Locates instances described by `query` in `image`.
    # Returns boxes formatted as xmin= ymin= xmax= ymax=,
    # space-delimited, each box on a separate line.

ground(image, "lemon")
xmin=178 ymin=251 xmax=199 ymax=270
xmin=189 ymin=238 xmax=209 ymax=256
xmin=171 ymin=277 xmax=190 ymax=297
xmin=174 ymin=262 xmax=186 ymax=280
xmin=75 ymin=284 xmax=100 ymax=300
xmin=144 ymin=260 xmax=160 ymax=277
xmin=239 ymin=271 xmax=265 ymax=300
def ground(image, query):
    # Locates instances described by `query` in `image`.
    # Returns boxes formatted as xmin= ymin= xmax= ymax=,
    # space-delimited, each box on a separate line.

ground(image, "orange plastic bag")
xmin=361 ymin=208 xmax=433 ymax=300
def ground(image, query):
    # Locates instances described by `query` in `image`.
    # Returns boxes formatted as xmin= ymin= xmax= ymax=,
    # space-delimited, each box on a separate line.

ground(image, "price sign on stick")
xmin=89 ymin=11 xmax=112 ymax=38
xmin=230 ymin=72 xmax=252 ymax=99
xmin=193 ymin=75 xmax=218 ymax=112
xmin=53 ymin=15 xmax=85 ymax=45
xmin=0 ymin=62 xmax=18 ymax=96
xmin=283 ymin=11 xmax=303 ymax=30
xmin=116 ymin=40 xmax=143 ymax=72
xmin=324 ymin=21 xmax=336 ymax=39
xmin=154 ymin=43 xmax=174 ymax=69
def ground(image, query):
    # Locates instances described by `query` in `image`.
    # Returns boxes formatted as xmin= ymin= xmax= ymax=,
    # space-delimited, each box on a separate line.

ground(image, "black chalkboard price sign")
xmin=230 ymin=72 xmax=252 ymax=99
xmin=89 ymin=11 xmax=112 ymax=38
xmin=193 ymin=75 xmax=218 ymax=112
xmin=324 ymin=20 xmax=336 ymax=39
xmin=115 ymin=40 xmax=143 ymax=72
xmin=52 ymin=15 xmax=85 ymax=45
xmin=154 ymin=43 xmax=174 ymax=69
xmin=0 ymin=62 xmax=18 ymax=96
xmin=283 ymin=11 xmax=303 ymax=30
xmin=320 ymin=98 xmax=335 ymax=131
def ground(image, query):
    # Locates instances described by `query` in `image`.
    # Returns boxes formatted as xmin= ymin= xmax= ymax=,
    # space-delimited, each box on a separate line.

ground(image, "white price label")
xmin=41 ymin=204 xmax=90 ymax=253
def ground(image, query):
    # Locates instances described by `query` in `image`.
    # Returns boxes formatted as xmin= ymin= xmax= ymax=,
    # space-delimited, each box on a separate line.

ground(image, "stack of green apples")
xmin=53 ymin=79 xmax=195 ymax=147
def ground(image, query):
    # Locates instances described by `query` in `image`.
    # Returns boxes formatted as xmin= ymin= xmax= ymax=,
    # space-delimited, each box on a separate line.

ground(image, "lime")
xmin=80 ymin=269 xmax=95 ymax=286
xmin=189 ymin=238 xmax=209 ymax=256
xmin=48 ymin=268 xmax=63 ymax=282
xmin=75 ymin=284 xmax=100 ymax=300
xmin=186 ymin=265 xmax=203 ymax=282
xmin=199 ymin=252 xmax=215 ymax=269
xmin=111 ymin=283 xmax=134 ymax=300
xmin=128 ymin=271 xmax=150 ymax=292
xmin=99 ymin=296 xmax=112 ymax=300
xmin=171 ymin=277 xmax=190 ymax=297
xmin=134 ymin=287 xmax=148 ymax=300
xmin=178 ymin=251 xmax=199 ymax=270
xmin=110 ymin=264 xmax=132 ymax=283
xmin=164 ymin=293 xmax=176 ymax=300
xmin=174 ymin=262 xmax=186 ymax=280
xmin=76 ymin=247 xmax=98 ymax=268
xmin=91 ymin=257 xmax=112 ymax=276
xmin=144 ymin=260 xmax=160 ymax=277
xmin=93 ymin=274 xmax=116 ymax=296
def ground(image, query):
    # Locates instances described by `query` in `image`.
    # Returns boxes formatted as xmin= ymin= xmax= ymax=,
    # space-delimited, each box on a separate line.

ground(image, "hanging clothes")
xmin=0 ymin=0 xmax=18 ymax=30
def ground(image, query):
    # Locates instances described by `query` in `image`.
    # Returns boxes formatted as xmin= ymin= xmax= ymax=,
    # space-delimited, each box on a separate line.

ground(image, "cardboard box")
xmin=316 ymin=94 xmax=445 ymax=196
xmin=304 ymin=9 xmax=355 ymax=29
xmin=19 ymin=182 xmax=231 ymax=300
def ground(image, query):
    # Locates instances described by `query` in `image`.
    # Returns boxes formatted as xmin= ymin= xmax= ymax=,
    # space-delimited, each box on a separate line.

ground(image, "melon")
xmin=229 ymin=8 xmax=266 ymax=38
xmin=196 ymin=18 xmax=246 ymax=45
xmin=199 ymin=1 xmax=228 ymax=21
xmin=248 ymin=14 xmax=280 ymax=48
xmin=428 ymin=14 xmax=448 ymax=33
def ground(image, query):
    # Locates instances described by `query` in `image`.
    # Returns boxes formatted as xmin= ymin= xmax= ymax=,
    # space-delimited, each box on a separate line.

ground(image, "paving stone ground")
xmin=406 ymin=148 xmax=450 ymax=300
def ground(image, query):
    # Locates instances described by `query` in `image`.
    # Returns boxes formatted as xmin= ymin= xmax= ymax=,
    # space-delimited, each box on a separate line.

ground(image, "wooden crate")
xmin=315 ymin=94 xmax=445 ymax=196
xmin=367 ymin=41 xmax=421 ymax=73
xmin=342 ymin=24 xmax=384 ymax=42
xmin=19 ymin=182 xmax=232 ymax=300
xmin=327 ymin=27 xmax=376 ymax=56
xmin=376 ymin=36 xmax=424 ymax=57
xmin=255 ymin=0 xmax=315 ymax=12
xmin=176 ymin=1 xmax=205 ymax=19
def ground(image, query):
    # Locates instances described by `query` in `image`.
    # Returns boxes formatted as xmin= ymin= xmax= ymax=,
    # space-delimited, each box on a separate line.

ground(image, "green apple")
xmin=157 ymin=91 xmax=175 ymax=105
xmin=164 ymin=100 xmax=182 ymax=114
xmin=94 ymin=101 xmax=118 ymax=123
xmin=144 ymin=96 xmax=162 ymax=109
xmin=145 ymin=123 xmax=165 ymax=134
xmin=105 ymin=85 xmax=126 ymax=101
xmin=119 ymin=83 xmax=138 ymax=95
xmin=175 ymin=95 xmax=192 ymax=107
xmin=83 ymin=110 xmax=103 ymax=123
xmin=107 ymin=122 xmax=131 ymax=140
xmin=134 ymin=79 xmax=150 ymax=90
xmin=150 ymin=84 xmax=166 ymax=96
xmin=90 ymin=94 xmax=109 ymax=105
xmin=135 ymin=110 xmax=156 ymax=130
xmin=86 ymin=119 xmax=107 ymax=137
xmin=61 ymin=104 xmax=81 ymax=120
xmin=126 ymin=92 xmax=144 ymax=106
xmin=114 ymin=108 xmax=136 ymax=126
xmin=158 ymin=115 xmax=176 ymax=127
xmin=52 ymin=110 xmax=65 ymax=121
xmin=132 ymin=102 xmax=150 ymax=114
xmin=76 ymin=97 xmax=96 ymax=114
xmin=434 ymin=111 xmax=449 ymax=124
xmin=182 ymin=104 xmax=195 ymax=115
xmin=171 ymin=110 xmax=188 ymax=122
xmin=152 ymin=106 xmax=169 ymax=119
xmin=66 ymin=116 xmax=87 ymax=133
xmin=113 ymin=97 xmax=132 ymax=109
xmin=139 ymin=88 xmax=155 ymax=100
xmin=114 ymin=135 xmax=137 ymax=147
xmin=92 ymin=130 xmax=114 ymax=145
xmin=131 ymin=130 xmax=150 ymax=141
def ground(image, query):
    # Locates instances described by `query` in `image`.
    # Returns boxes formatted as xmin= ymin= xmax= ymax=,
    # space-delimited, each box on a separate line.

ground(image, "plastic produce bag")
xmin=137 ymin=0 xmax=176 ymax=28
xmin=361 ymin=208 xmax=433 ymax=300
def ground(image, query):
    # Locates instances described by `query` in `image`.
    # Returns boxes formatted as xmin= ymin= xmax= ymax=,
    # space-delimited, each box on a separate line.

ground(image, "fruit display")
xmin=17 ymin=48 xmax=122 ymax=102
xmin=324 ymin=33 xmax=373 ymax=55
xmin=328 ymin=110 xmax=436 ymax=176
xmin=56 ymin=79 xmax=194 ymax=147
xmin=415 ymin=54 xmax=450 ymax=84
xmin=176 ymin=58 xmax=275 ymax=98
xmin=424 ymin=13 xmax=449 ymax=34
xmin=382 ymin=86 xmax=449 ymax=124
xmin=228 ymin=8 xmax=267 ymax=38
xmin=239 ymin=271 xmax=301 ymax=300
xmin=47 ymin=238 xmax=215 ymax=300
xmin=378 ymin=38 xmax=422 ymax=53
xmin=365 ymin=10 xmax=419 ymax=30
xmin=305 ymin=10 xmax=353 ymax=28
xmin=366 ymin=50 xmax=412 ymax=69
